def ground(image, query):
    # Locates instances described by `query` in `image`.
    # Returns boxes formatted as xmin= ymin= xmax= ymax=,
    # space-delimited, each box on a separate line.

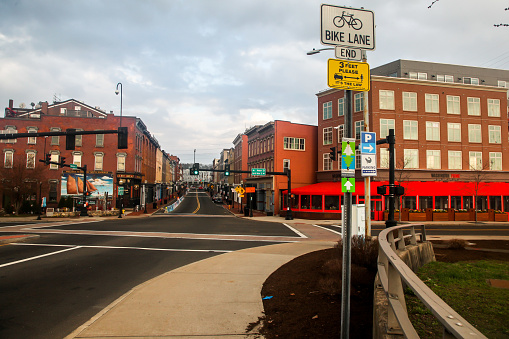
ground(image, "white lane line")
xmin=283 ymin=223 xmax=308 ymax=238
xmin=0 ymin=246 xmax=81 ymax=268
xmin=313 ymin=224 xmax=343 ymax=236
xmin=12 ymin=243 xmax=232 ymax=253
xmin=28 ymin=220 xmax=102 ymax=229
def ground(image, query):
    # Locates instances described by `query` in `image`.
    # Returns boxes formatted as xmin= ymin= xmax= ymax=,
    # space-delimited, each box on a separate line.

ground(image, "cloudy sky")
xmin=1 ymin=0 xmax=507 ymax=164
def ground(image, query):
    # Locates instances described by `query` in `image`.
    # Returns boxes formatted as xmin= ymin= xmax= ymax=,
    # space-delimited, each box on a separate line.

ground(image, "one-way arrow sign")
xmin=342 ymin=178 xmax=355 ymax=193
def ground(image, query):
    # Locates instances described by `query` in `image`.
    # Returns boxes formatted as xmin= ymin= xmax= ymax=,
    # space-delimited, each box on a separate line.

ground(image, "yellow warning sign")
xmin=327 ymin=59 xmax=370 ymax=91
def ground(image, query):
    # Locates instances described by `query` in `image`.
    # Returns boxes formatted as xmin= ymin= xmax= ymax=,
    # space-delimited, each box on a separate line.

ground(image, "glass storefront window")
xmin=475 ymin=196 xmax=488 ymax=210
xmin=402 ymin=196 xmax=416 ymax=209
xmin=325 ymin=196 xmax=339 ymax=210
xmin=311 ymin=195 xmax=322 ymax=210
xmin=435 ymin=196 xmax=449 ymax=209
xmin=463 ymin=196 xmax=473 ymax=209
xmin=301 ymin=195 xmax=310 ymax=209
xmin=489 ymin=196 xmax=501 ymax=210
xmin=451 ymin=196 xmax=461 ymax=210
xmin=419 ymin=196 xmax=432 ymax=209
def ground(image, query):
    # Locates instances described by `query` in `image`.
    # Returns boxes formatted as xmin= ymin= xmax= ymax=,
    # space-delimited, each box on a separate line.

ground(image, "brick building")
xmin=1 ymin=99 xmax=178 ymax=212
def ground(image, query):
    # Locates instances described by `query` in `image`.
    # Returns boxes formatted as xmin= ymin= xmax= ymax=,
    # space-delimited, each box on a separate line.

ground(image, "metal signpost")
xmin=360 ymin=131 xmax=377 ymax=177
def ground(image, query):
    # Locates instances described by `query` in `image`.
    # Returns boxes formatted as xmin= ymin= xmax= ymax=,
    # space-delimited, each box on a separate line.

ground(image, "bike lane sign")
xmin=328 ymin=59 xmax=370 ymax=91
xmin=321 ymin=4 xmax=375 ymax=50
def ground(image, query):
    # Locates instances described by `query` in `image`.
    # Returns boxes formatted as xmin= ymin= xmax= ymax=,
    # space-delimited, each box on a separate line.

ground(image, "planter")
xmin=432 ymin=213 xmax=448 ymax=221
xmin=476 ymin=213 xmax=489 ymax=221
xmin=409 ymin=212 xmax=426 ymax=221
xmin=495 ymin=213 xmax=508 ymax=222
xmin=455 ymin=212 xmax=470 ymax=221
xmin=383 ymin=212 xmax=400 ymax=221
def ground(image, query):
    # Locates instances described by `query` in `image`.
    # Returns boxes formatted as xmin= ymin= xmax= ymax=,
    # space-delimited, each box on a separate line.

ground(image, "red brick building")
xmin=1 ymin=99 xmax=177 ymax=212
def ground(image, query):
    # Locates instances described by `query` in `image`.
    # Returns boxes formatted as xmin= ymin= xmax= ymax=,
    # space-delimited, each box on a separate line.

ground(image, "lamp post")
xmin=306 ymin=47 xmax=334 ymax=55
xmin=115 ymin=82 xmax=123 ymax=127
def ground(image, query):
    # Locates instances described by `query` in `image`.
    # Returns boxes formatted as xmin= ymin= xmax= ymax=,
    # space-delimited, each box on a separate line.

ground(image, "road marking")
xmin=12 ymin=243 xmax=232 ymax=253
xmin=0 ymin=246 xmax=81 ymax=268
xmin=313 ymin=224 xmax=343 ymax=236
xmin=283 ymin=223 xmax=308 ymax=238
xmin=192 ymin=194 xmax=201 ymax=214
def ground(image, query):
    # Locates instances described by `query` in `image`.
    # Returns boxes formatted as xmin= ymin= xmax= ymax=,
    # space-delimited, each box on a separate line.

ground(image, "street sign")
xmin=341 ymin=177 xmax=355 ymax=193
xmin=335 ymin=46 xmax=363 ymax=61
xmin=361 ymin=154 xmax=377 ymax=177
xmin=245 ymin=187 xmax=256 ymax=193
xmin=328 ymin=59 xmax=370 ymax=91
xmin=341 ymin=137 xmax=356 ymax=177
xmin=251 ymin=168 xmax=266 ymax=176
xmin=70 ymin=164 xmax=78 ymax=169
xmin=360 ymin=131 xmax=376 ymax=154
xmin=321 ymin=4 xmax=375 ymax=50
xmin=118 ymin=186 xmax=124 ymax=196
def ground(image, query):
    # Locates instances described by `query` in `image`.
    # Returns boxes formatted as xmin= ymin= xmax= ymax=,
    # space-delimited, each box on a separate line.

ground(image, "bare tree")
xmin=465 ymin=160 xmax=492 ymax=223
xmin=395 ymin=156 xmax=414 ymax=221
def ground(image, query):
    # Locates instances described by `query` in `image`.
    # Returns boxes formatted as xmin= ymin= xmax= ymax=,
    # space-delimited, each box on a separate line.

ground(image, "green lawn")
xmin=406 ymin=260 xmax=509 ymax=338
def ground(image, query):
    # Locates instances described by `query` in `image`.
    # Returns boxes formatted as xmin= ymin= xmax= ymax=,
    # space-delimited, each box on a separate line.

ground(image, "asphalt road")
xmin=0 ymin=189 xmax=298 ymax=339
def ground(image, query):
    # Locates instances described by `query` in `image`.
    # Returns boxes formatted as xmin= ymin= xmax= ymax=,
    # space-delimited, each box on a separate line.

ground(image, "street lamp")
xmin=306 ymin=47 xmax=334 ymax=55
xmin=115 ymin=82 xmax=123 ymax=127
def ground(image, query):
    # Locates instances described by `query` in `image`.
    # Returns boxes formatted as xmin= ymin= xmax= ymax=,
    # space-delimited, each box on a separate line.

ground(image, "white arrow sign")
xmin=344 ymin=180 xmax=353 ymax=191
xmin=362 ymin=144 xmax=373 ymax=152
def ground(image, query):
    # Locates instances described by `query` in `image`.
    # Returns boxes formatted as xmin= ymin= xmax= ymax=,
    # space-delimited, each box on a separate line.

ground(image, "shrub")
xmin=336 ymin=235 xmax=379 ymax=272
xmin=447 ymin=238 xmax=468 ymax=250
xmin=19 ymin=200 xmax=34 ymax=214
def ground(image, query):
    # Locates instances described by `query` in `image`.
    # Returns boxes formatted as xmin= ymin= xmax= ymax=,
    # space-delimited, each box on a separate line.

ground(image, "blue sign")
xmin=360 ymin=131 xmax=376 ymax=154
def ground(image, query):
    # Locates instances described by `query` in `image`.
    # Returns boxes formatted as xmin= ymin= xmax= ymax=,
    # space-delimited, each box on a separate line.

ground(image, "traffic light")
xmin=224 ymin=164 xmax=230 ymax=176
xmin=66 ymin=128 xmax=76 ymax=150
xmin=329 ymin=146 xmax=337 ymax=161
xmin=45 ymin=153 xmax=51 ymax=165
xmin=85 ymin=191 xmax=91 ymax=197
xmin=118 ymin=127 xmax=128 ymax=149
xmin=60 ymin=157 xmax=66 ymax=167
xmin=190 ymin=163 xmax=199 ymax=175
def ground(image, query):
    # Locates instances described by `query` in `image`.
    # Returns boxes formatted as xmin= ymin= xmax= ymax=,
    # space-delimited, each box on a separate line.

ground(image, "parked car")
xmin=213 ymin=195 xmax=222 ymax=204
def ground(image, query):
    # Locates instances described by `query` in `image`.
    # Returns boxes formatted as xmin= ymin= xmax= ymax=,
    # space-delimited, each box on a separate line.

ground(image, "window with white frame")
xmin=426 ymin=121 xmax=440 ymax=141
xmin=323 ymin=127 xmax=333 ymax=145
xmin=117 ymin=153 xmax=126 ymax=172
xmin=403 ymin=120 xmax=418 ymax=140
xmin=96 ymin=133 xmax=104 ymax=147
xmin=50 ymin=153 xmax=59 ymax=170
xmin=488 ymin=99 xmax=500 ymax=117
xmin=489 ymin=125 xmax=501 ymax=144
xmin=60 ymin=107 xmax=67 ymax=115
xmin=26 ymin=152 xmax=36 ymax=169
xmin=323 ymin=153 xmax=332 ymax=171
xmin=50 ymin=127 xmax=60 ymax=145
xmin=426 ymin=150 xmax=441 ymax=169
xmin=380 ymin=148 xmax=389 ymax=168
xmin=354 ymin=93 xmax=364 ymax=112
xmin=469 ymin=151 xmax=482 ymax=170
xmin=498 ymin=80 xmax=507 ymax=88
xmin=404 ymin=149 xmax=419 ymax=169
xmin=467 ymin=97 xmax=480 ymax=115
xmin=283 ymin=137 xmax=305 ymax=150
xmin=402 ymin=92 xmax=417 ymax=111
xmin=356 ymin=149 xmax=361 ymax=169
xmin=448 ymin=151 xmax=462 ymax=170
xmin=338 ymin=98 xmax=344 ymax=116
xmin=380 ymin=119 xmax=395 ymax=139
xmin=355 ymin=120 xmax=364 ymax=139
xmin=1 ymin=126 xmax=17 ymax=143
xmin=4 ymin=150 xmax=13 ymax=168
xmin=468 ymin=124 xmax=482 ymax=143
xmin=379 ymin=90 xmax=395 ymax=110
xmin=323 ymin=101 xmax=332 ymax=120
xmin=27 ymin=127 xmax=37 ymax=144
xmin=95 ymin=153 xmax=104 ymax=170
xmin=283 ymin=159 xmax=290 ymax=171
xmin=446 ymin=95 xmax=460 ymax=114
xmin=75 ymin=129 xmax=83 ymax=147
xmin=72 ymin=153 xmax=82 ymax=167
xmin=490 ymin=152 xmax=502 ymax=170
xmin=437 ymin=75 xmax=454 ymax=83
xmin=337 ymin=124 xmax=344 ymax=140
xmin=447 ymin=123 xmax=461 ymax=142
xmin=409 ymin=72 xmax=427 ymax=80
xmin=425 ymin=94 xmax=439 ymax=113
xmin=463 ymin=77 xmax=479 ymax=85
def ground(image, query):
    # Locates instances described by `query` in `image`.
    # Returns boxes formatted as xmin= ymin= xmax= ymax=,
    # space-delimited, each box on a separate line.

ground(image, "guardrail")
xmin=377 ymin=224 xmax=487 ymax=338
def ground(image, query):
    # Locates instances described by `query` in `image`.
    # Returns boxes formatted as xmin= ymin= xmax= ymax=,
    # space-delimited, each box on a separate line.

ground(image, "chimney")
xmin=9 ymin=99 xmax=13 ymax=109
xmin=42 ymin=101 xmax=48 ymax=114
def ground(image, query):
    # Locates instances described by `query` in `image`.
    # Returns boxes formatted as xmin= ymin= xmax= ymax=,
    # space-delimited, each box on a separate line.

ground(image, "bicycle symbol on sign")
xmin=333 ymin=11 xmax=363 ymax=30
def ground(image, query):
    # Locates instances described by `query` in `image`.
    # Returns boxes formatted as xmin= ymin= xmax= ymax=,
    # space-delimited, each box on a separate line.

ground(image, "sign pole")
xmin=341 ymin=89 xmax=353 ymax=339
xmin=362 ymin=50 xmax=371 ymax=237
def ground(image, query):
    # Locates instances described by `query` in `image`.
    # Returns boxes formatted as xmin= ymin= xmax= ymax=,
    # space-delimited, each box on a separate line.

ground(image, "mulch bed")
xmin=258 ymin=240 xmax=509 ymax=338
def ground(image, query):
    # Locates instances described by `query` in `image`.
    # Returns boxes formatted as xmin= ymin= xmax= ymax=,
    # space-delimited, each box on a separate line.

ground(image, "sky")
xmin=1 ymin=0 xmax=508 ymax=164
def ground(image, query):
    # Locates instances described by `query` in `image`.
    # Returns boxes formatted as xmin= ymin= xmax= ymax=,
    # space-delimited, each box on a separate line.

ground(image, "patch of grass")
xmin=406 ymin=260 xmax=509 ymax=338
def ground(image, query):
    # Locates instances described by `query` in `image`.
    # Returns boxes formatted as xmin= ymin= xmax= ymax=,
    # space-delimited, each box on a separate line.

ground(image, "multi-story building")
xmin=287 ymin=60 xmax=509 ymax=219
xmin=1 ymin=99 xmax=178 ymax=212
xmin=245 ymin=120 xmax=317 ymax=216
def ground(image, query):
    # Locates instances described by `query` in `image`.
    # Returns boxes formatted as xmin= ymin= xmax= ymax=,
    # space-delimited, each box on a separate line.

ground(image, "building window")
xmin=379 ymin=90 xmax=395 ymax=110
xmin=354 ymin=93 xmax=364 ymax=112
xmin=50 ymin=153 xmax=59 ymax=170
xmin=447 ymin=123 xmax=461 ymax=142
xmin=402 ymin=92 xmax=417 ymax=111
xmin=75 ymin=129 xmax=83 ymax=147
xmin=426 ymin=121 xmax=440 ymax=141
xmin=323 ymin=153 xmax=332 ymax=171
xmin=96 ymin=133 xmax=104 ymax=147
xmin=498 ymin=80 xmax=507 ymax=88
xmin=323 ymin=101 xmax=332 ymax=120
xmin=490 ymin=152 xmax=502 ymax=171
xmin=4 ymin=150 xmax=13 ymax=168
xmin=488 ymin=99 xmax=500 ymax=117
xmin=283 ymin=137 xmax=305 ymax=150
xmin=72 ymin=153 xmax=82 ymax=167
xmin=355 ymin=120 xmax=364 ymax=139
xmin=337 ymin=124 xmax=344 ymax=140
xmin=489 ymin=125 xmax=501 ymax=144
xmin=425 ymin=94 xmax=439 ymax=113
xmin=464 ymin=77 xmax=479 ymax=85
xmin=338 ymin=98 xmax=345 ymax=116
xmin=437 ymin=75 xmax=454 ymax=83
xmin=117 ymin=153 xmax=126 ymax=172
xmin=323 ymin=127 xmax=333 ymax=145
xmin=446 ymin=95 xmax=460 ymax=114
xmin=404 ymin=149 xmax=419 ymax=169
xmin=409 ymin=72 xmax=427 ymax=80
xmin=283 ymin=159 xmax=290 ymax=171
xmin=60 ymin=108 xmax=67 ymax=115
xmin=50 ymin=127 xmax=60 ymax=145
xmin=448 ymin=151 xmax=462 ymax=170
xmin=356 ymin=149 xmax=361 ymax=169
xmin=467 ymin=97 xmax=480 ymax=116
xmin=1 ymin=126 xmax=17 ymax=144
xmin=49 ymin=180 xmax=58 ymax=203
xmin=426 ymin=150 xmax=441 ymax=169
xmin=380 ymin=148 xmax=389 ymax=169
xmin=403 ymin=120 xmax=418 ymax=140
xmin=26 ymin=152 xmax=36 ymax=169
xmin=469 ymin=151 xmax=482 ymax=170
xmin=27 ymin=127 xmax=37 ymax=144
xmin=468 ymin=124 xmax=482 ymax=143
xmin=380 ymin=119 xmax=395 ymax=140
